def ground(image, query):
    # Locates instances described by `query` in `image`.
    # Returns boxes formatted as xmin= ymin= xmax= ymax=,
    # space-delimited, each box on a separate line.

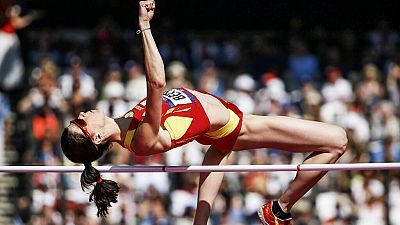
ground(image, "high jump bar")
xmin=0 ymin=163 xmax=399 ymax=173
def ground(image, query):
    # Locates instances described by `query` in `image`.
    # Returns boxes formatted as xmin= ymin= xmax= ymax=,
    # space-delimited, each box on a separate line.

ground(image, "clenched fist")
xmin=139 ymin=1 xmax=155 ymax=29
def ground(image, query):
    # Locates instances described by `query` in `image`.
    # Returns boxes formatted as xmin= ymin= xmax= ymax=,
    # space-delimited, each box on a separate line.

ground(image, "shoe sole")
xmin=257 ymin=208 xmax=270 ymax=225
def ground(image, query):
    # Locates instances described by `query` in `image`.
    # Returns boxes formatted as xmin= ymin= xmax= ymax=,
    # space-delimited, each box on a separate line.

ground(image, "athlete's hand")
xmin=139 ymin=1 xmax=155 ymax=29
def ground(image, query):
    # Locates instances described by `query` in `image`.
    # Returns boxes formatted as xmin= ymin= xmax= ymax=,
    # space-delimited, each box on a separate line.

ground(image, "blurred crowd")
xmin=1 ymin=3 xmax=400 ymax=225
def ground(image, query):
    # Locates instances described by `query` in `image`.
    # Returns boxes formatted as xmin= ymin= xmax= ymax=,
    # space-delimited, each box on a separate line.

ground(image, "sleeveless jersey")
xmin=123 ymin=88 xmax=211 ymax=151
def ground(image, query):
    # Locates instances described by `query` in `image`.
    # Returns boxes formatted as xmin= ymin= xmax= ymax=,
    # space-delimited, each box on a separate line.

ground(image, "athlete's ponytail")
xmin=81 ymin=163 xmax=120 ymax=217
xmin=61 ymin=121 xmax=119 ymax=217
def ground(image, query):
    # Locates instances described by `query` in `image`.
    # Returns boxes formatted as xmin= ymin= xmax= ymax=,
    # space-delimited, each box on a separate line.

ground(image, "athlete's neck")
xmin=109 ymin=117 xmax=132 ymax=145
xmin=100 ymin=116 xmax=124 ymax=145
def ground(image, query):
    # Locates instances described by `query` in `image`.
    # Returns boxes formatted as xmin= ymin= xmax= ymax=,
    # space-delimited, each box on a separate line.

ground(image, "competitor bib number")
xmin=163 ymin=89 xmax=195 ymax=106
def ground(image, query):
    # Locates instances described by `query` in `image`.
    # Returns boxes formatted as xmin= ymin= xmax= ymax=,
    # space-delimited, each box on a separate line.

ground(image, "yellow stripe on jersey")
xmin=204 ymin=109 xmax=239 ymax=139
xmin=163 ymin=116 xmax=193 ymax=140
xmin=124 ymin=129 xmax=136 ymax=151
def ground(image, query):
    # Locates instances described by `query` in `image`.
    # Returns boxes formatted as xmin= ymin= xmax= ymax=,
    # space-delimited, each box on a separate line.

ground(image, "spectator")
xmin=287 ymin=39 xmax=320 ymax=90
xmin=17 ymin=60 xmax=65 ymax=166
xmin=344 ymin=101 xmax=371 ymax=144
xmin=227 ymin=193 xmax=246 ymax=225
xmin=165 ymin=60 xmax=193 ymax=89
xmin=164 ymin=141 xmax=205 ymax=166
xmin=301 ymin=82 xmax=322 ymax=120
xmin=368 ymin=20 xmax=399 ymax=60
xmin=254 ymin=72 xmax=290 ymax=116
xmin=124 ymin=60 xmax=147 ymax=107
xmin=97 ymin=65 xmax=128 ymax=118
xmin=389 ymin=178 xmax=400 ymax=225
xmin=315 ymin=191 xmax=354 ymax=224
xmin=29 ymin=30 xmax=61 ymax=67
xmin=355 ymin=63 xmax=385 ymax=111
xmin=140 ymin=198 xmax=171 ymax=225
xmin=0 ymin=92 xmax=10 ymax=165
xmin=320 ymin=100 xmax=348 ymax=127
xmin=0 ymin=0 xmax=42 ymax=91
xmin=225 ymin=73 xmax=256 ymax=114
xmin=58 ymin=55 xmax=96 ymax=115
xmin=134 ymin=157 xmax=170 ymax=196
xmin=18 ymin=58 xmax=67 ymax=116
xmin=96 ymin=80 xmax=128 ymax=118
xmin=198 ymin=60 xmax=225 ymax=97
xmin=170 ymin=173 xmax=198 ymax=217
xmin=321 ymin=66 xmax=353 ymax=103
xmin=356 ymin=197 xmax=386 ymax=225
xmin=386 ymin=59 xmax=400 ymax=109
xmin=221 ymin=39 xmax=241 ymax=68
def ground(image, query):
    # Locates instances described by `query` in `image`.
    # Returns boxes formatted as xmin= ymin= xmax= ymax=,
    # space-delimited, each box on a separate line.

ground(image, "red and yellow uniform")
xmin=195 ymin=90 xmax=243 ymax=153
xmin=123 ymin=88 xmax=243 ymax=153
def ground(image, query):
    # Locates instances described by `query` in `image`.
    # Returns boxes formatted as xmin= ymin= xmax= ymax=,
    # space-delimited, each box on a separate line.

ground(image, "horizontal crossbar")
xmin=0 ymin=163 xmax=399 ymax=173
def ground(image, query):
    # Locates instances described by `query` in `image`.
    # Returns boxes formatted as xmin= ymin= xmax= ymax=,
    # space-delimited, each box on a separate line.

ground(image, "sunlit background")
xmin=1 ymin=0 xmax=400 ymax=224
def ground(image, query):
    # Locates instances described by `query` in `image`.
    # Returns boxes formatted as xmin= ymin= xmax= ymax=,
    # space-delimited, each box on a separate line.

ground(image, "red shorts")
xmin=195 ymin=92 xmax=243 ymax=154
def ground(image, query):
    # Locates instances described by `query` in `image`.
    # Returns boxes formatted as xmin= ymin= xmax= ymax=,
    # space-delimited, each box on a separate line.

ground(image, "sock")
xmin=272 ymin=200 xmax=292 ymax=220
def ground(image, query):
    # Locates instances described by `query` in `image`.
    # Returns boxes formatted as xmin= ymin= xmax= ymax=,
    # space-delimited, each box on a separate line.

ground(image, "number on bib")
xmin=163 ymin=89 xmax=195 ymax=106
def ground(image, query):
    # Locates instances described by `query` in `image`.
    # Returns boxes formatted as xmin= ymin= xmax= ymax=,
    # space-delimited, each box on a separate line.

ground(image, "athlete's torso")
xmin=123 ymin=88 xmax=229 ymax=149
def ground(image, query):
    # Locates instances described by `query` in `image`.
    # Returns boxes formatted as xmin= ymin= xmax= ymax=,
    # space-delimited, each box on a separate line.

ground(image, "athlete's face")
xmin=72 ymin=109 xmax=106 ymax=138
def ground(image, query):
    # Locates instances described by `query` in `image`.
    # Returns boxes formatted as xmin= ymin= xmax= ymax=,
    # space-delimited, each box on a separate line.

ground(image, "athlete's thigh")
xmin=233 ymin=115 xmax=346 ymax=152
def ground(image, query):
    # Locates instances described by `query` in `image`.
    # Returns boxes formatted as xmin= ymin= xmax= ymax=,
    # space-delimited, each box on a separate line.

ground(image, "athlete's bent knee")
xmin=332 ymin=126 xmax=348 ymax=156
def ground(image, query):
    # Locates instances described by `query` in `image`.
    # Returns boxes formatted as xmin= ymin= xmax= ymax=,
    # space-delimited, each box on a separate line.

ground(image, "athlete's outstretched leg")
xmin=233 ymin=115 xmax=348 ymax=214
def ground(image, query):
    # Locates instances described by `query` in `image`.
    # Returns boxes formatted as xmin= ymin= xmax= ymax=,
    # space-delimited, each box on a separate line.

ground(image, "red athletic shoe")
xmin=257 ymin=201 xmax=293 ymax=225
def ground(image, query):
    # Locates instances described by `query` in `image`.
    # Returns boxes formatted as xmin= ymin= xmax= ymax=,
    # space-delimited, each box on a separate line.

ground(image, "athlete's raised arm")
xmin=133 ymin=1 xmax=169 ymax=153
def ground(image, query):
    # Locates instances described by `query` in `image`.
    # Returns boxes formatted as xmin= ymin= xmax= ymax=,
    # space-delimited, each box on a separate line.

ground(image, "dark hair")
xmin=61 ymin=128 xmax=120 ymax=217
xmin=81 ymin=163 xmax=120 ymax=217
